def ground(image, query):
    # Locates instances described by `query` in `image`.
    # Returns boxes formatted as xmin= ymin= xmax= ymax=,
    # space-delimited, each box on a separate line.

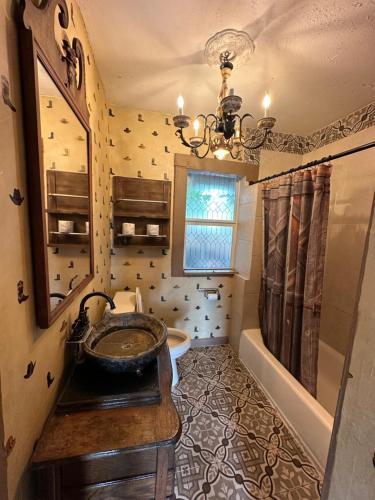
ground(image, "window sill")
xmin=183 ymin=271 xmax=235 ymax=277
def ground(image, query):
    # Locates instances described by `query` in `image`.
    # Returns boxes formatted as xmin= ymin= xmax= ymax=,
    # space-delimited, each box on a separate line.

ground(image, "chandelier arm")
xmin=175 ymin=128 xmax=193 ymax=148
xmin=229 ymin=148 xmax=241 ymax=160
xmin=235 ymin=114 xmax=270 ymax=150
xmin=192 ymin=125 xmax=212 ymax=158
xmin=240 ymin=129 xmax=270 ymax=150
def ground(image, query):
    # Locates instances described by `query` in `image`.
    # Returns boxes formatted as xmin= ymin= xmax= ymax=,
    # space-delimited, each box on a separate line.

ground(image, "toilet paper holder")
xmin=197 ymin=288 xmax=221 ymax=300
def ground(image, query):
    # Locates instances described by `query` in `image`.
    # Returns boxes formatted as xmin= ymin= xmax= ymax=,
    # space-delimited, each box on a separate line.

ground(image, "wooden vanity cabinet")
xmin=32 ymin=344 xmax=181 ymax=499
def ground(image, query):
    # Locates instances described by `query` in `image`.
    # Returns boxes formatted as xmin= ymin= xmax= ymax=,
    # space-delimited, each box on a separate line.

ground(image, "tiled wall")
xmin=326 ymin=204 xmax=375 ymax=500
xmin=304 ymin=126 xmax=375 ymax=355
xmin=0 ymin=0 xmax=110 ymax=496
xmin=108 ymin=107 xmax=241 ymax=341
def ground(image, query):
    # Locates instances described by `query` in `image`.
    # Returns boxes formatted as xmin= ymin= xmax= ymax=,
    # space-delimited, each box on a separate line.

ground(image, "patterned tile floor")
xmin=172 ymin=345 xmax=323 ymax=500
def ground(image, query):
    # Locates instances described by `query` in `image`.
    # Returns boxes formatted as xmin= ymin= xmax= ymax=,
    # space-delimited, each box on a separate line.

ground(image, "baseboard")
xmin=190 ymin=336 xmax=228 ymax=348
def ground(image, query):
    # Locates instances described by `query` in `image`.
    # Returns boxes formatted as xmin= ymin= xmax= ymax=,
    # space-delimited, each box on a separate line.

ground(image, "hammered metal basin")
xmin=83 ymin=313 xmax=167 ymax=373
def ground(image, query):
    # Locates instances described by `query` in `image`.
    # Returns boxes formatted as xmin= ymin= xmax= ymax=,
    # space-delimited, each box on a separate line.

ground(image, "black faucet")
xmin=70 ymin=292 xmax=116 ymax=341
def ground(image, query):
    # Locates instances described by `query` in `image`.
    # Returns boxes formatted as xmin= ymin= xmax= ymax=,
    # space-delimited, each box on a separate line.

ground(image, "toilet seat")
xmin=167 ymin=328 xmax=191 ymax=357
xmin=167 ymin=328 xmax=191 ymax=386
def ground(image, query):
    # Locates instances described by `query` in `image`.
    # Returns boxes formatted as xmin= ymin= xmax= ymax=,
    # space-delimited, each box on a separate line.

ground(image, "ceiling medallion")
xmin=173 ymin=28 xmax=276 ymax=160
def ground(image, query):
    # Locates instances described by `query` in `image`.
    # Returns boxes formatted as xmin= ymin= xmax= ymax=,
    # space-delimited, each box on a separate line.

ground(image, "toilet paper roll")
xmin=85 ymin=221 xmax=89 ymax=234
xmin=58 ymin=220 xmax=74 ymax=233
xmin=147 ymin=224 xmax=159 ymax=236
xmin=206 ymin=291 xmax=219 ymax=301
xmin=122 ymin=222 xmax=135 ymax=235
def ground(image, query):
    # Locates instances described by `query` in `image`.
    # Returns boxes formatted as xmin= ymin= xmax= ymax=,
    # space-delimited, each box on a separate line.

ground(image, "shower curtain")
xmin=258 ymin=165 xmax=331 ymax=396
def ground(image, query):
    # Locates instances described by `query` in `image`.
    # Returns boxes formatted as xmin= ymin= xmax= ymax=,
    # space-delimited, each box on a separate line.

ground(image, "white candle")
xmin=193 ymin=118 xmax=200 ymax=136
xmin=177 ymin=95 xmax=184 ymax=115
xmin=262 ymin=93 xmax=271 ymax=118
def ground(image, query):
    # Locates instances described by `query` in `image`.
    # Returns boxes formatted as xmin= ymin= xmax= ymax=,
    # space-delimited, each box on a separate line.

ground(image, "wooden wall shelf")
xmin=113 ymin=176 xmax=171 ymax=248
xmin=46 ymin=171 xmax=89 ymax=247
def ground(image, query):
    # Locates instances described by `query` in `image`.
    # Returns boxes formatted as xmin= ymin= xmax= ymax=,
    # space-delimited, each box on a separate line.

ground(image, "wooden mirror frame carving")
xmin=18 ymin=0 xmax=94 ymax=328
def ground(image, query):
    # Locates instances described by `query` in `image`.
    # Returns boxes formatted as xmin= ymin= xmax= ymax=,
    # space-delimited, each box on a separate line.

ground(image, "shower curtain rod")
xmin=249 ymin=139 xmax=375 ymax=185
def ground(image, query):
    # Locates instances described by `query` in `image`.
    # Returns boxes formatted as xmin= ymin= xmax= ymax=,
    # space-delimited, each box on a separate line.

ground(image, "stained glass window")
xmin=184 ymin=171 xmax=238 ymax=272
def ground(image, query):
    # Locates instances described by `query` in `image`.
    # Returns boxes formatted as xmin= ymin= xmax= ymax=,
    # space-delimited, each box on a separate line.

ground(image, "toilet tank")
xmin=105 ymin=288 xmax=143 ymax=314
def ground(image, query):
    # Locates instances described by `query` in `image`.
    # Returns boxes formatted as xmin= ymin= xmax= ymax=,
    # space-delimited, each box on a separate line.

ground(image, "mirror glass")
xmin=37 ymin=60 xmax=91 ymax=313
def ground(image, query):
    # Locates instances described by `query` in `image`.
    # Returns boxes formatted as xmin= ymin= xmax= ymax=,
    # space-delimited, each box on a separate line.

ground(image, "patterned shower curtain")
xmin=259 ymin=165 xmax=331 ymax=397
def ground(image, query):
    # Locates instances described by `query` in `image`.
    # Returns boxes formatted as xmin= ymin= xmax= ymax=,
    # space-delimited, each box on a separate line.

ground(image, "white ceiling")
xmin=77 ymin=0 xmax=375 ymax=135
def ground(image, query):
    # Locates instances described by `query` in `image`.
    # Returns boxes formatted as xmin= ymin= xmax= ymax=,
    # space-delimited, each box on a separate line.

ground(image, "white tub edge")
xmin=239 ymin=328 xmax=333 ymax=469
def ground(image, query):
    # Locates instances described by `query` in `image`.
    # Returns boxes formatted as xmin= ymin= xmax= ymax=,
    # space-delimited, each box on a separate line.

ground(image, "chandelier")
xmin=173 ymin=29 xmax=276 ymax=160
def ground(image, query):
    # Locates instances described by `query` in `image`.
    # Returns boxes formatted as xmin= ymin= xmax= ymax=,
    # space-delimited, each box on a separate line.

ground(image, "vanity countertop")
xmin=32 ymin=343 xmax=181 ymax=465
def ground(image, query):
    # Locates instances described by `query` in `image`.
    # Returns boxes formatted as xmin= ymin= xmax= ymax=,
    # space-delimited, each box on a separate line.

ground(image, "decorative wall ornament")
xmin=1 ymin=74 xmax=16 ymax=111
xmin=5 ymin=436 xmax=16 ymax=456
xmin=24 ymin=361 xmax=36 ymax=379
xmin=244 ymin=101 xmax=375 ymax=162
xmin=9 ymin=188 xmax=24 ymax=205
xmin=61 ymin=38 xmax=78 ymax=87
xmin=307 ymin=102 xmax=375 ymax=151
xmin=46 ymin=372 xmax=55 ymax=387
xmin=17 ymin=280 xmax=29 ymax=304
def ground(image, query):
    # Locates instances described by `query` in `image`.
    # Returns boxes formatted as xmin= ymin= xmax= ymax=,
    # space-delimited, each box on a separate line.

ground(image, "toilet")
xmin=166 ymin=327 xmax=191 ymax=386
xmin=108 ymin=290 xmax=191 ymax=386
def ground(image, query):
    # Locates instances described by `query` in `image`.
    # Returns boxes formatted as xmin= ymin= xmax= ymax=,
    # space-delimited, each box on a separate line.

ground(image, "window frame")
xmin=183 ymin=172 xmax=240 ymax=274
xmin=172 ymin=154 xmax=259 ymax=277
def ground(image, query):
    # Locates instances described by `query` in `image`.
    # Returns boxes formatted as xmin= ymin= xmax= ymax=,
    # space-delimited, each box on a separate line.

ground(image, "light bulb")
xmin=193 ymin=118 xmax=200 ymax=136
xmin=177 ymin=95 xmax=184 ymax=115
xmin=262 ymin=93 xmax=271 ymax=117
xmin=213 ymin=148 xmax=229 ymax=160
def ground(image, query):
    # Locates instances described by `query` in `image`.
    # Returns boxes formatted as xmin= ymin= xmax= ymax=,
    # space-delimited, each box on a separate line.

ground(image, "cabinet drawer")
xmin=62 ymin=471 xmax=174 ymax=500
xmin=60 ymin=446 xmax=174 ymax=487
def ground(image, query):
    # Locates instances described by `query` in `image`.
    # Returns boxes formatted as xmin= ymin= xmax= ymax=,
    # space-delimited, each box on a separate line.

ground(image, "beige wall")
xmin=325 ymin=202 xmax=375 ymax=500
xmin=108 ymin=107 xmax=248 ymax=341
xmin=304 ymin=127 xmax=375 ymax=355
xmin=0 ymin=0 xmax=110 ymax=497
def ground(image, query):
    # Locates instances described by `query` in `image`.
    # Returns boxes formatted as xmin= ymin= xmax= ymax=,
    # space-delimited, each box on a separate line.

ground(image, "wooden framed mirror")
xmin=18 ymin=0 xmax=93 ymax=328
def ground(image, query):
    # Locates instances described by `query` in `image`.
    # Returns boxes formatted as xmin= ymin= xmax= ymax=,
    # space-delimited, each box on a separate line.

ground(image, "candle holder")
xmin=221 ymin=94 xmax=242 ymax=114
xmin=173 ymin=114 xmax=190 ymax=129
xmin=257 ymin=116 xmax=276 ymax=130
xmin=189 ymin=136 xmax=202 ymax=148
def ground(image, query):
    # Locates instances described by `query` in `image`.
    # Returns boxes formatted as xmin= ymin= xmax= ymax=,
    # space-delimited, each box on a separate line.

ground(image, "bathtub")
xmin=239 ymin=329 xmax=334 ymax=469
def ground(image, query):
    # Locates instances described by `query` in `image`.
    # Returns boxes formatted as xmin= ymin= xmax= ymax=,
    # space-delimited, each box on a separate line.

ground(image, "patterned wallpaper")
xmin=108 ymin=100 xmax=375 ymax=343
xmin=108 ymin=108 xmax=235 ymax=342
xmin=0 ymin=0 xmax=110 ymax=496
